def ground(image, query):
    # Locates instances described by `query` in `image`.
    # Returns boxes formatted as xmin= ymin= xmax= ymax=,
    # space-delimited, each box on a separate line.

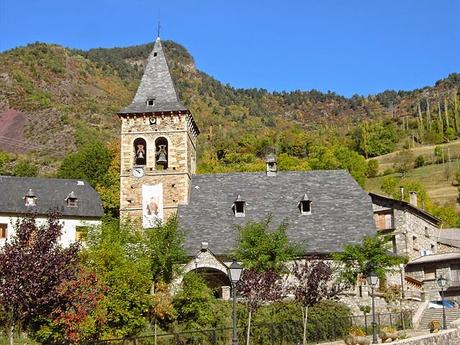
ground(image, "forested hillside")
xmin=0 ymin=40 xmax=460 ymax=223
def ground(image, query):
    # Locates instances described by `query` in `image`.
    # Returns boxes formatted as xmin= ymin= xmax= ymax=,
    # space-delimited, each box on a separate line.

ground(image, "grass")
xmin=366 ymin=162 xmax=460 ymax=206
xmin=372 ymin=139 xmax=460 ymax=172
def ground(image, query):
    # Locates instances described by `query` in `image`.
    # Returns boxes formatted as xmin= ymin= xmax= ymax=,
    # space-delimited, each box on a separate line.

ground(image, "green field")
xmin=372 ymin=139 xmax=460 ymax=173
xmin=366 ymin=162 xmax=459 ymax=206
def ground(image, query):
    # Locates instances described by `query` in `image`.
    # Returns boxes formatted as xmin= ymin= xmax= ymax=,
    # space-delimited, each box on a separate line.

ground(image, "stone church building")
xmin=117 ymin=37 xmax=378 ymax=295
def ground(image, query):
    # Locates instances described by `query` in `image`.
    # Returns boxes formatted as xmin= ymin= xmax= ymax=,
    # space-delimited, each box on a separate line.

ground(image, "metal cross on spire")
xmin=157 ymin=20 xmax=161 ymax=39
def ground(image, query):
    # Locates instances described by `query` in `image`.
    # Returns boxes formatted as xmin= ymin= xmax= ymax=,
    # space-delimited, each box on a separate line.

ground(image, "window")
xmin=24 ymin=189 xmax=36 ymax=206
xmin=0 ymin=224 xmax=7 ymax=239
xmin=298 ymin=194 xmax=312 ymax=215
xmin=155 ymin=137 xmax=168 ymax=169
xmin=232 ymin=195 xmax=245 ymax=217
xmin=75 ymin=226 xmax=88 ymax=242
xmin=66 ymin=191 xmax=78 ymax=207
xmin=134 ymin=138 xmax=147 ymax=166
xmin=153 ymin=52 xmax=158 ymax=57
xmin=374 ymin=211 xmax=393 ymax=230
xmin=147 ymin=98 xmax=155 ymax=106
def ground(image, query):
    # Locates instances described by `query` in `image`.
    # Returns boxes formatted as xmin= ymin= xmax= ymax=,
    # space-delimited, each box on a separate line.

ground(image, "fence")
xmin=90 ymin=311 xmax=412 ymax=345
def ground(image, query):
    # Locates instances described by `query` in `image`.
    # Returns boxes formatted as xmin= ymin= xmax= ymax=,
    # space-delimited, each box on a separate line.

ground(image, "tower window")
xmin=298 ymin=194 xmax=312 ymax=215
xmin=155 ymin=137 xmax=168 ymax=169
xmin=232 ymin=195 xmax=246 ymax=217
xmin=153 ymin=52 xmax=158 ymax=57
xmin=134 ymin=138 xmax=147 ymax=166
xmin=66 ymin=191 xmax=78 ymax=208
xmin=147 ymin=98 xmax=155 ymax=106
xmin=24 ymin=189 xmax=37 ymax=207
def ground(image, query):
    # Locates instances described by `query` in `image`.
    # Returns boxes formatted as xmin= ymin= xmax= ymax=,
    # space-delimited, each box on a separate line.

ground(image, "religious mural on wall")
xmin=142 ymin=184 xmax=163 ymax=228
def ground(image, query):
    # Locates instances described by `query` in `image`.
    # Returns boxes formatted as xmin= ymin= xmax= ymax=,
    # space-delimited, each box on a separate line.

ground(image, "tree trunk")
xmin=444 ymin=98 xmax=450 ymax=128
xmin=154 ymin=320 xmax=157 ymax=345
xmin=303 ymin=306 xmax=309 ymax=345
xmin=8 ymin=325 xmax=14 ymax=345
xmin=246 ymin=309 xmax=252 ymax=345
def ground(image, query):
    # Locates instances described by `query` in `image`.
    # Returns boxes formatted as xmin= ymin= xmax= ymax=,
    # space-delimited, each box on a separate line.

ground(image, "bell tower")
xmin=118 ymin=37 xmax=199 ymax=227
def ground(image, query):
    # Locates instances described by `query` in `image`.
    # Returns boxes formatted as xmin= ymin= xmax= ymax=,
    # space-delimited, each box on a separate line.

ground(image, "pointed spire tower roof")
xmin=118 ymin=37 xmax=188 ymax=115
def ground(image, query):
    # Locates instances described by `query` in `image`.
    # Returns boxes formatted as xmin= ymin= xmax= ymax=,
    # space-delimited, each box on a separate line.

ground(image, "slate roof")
xmin=178 ymin=170 xmax=376 ymax=256
xmin=369 ymin=192 xmax=441 ymax=226
xmin=437 ymin=228 xmax=460 ymax=248
xmin=118 ymin=37 xmax=187 ymax=115
xmin=0 ymin=176 xmax=104 ymax=218
xmin=406 ymin=252 xmax=460 ymax=265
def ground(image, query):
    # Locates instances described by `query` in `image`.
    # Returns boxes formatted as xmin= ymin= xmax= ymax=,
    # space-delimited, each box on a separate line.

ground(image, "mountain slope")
xmin=0 ymin=41 xmax=459 ymax=175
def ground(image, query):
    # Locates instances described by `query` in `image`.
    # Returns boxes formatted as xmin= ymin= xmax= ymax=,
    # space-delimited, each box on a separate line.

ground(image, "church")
xmin=116 ymin=37 xmax=377 ymax=294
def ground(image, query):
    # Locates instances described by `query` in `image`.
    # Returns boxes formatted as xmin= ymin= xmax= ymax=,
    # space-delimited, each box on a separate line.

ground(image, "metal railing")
xmin=89 ymin=311 xmax=412 ymax=345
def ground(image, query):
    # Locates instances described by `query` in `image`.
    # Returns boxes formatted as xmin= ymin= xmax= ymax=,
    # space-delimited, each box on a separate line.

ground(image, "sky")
xmin=1 ymin=0 xmax=459 ymax=97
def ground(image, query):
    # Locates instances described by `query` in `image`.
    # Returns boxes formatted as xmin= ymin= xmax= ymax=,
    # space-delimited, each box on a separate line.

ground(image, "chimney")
xmin=399 ymin=186 xmax=404 ymax=200
xmin=266 ymin=154 xmax=277 ymax=177
xmin=409 ymin=191 xmax=418 ymax=208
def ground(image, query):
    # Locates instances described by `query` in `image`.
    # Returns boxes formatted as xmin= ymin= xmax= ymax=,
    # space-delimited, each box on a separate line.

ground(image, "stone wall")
xmin=372 ymin=198 xmax=438 ymax=261
xmin=386 ymin=319 xmax=460 ymax=345
xmin=119 ymin=112 xmax=197 ymax=222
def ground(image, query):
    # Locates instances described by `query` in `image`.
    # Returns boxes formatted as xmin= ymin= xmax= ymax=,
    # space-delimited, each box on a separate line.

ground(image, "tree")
xmin=332 ymin=234 xmax=407 ymax=285
xmin=35 ymin=267 xmax=107 ymax=345
xmin=290 ymin=259 xmax=348 ymax=345
xmin=96 ymin=141 xmax=120 ymax=217
xmin=366 ymin=159 xmax=379 ymax=178
xmin=237 ymin=269 xmax=285 ymax=345
xmin=82 ymin=219 xmax=152 ymax=339
xmin=144 ymin=215 xmax=187 ymax=287
xmin=173 ymin=274 xmax=216 ymax=332
xmin=0 ymin=212 xmax=80 ymax=345
xmin=0 ymin=151 xmax=11 ymax=174
xmin=233 ymin=217 xmax=301 ymax=273
xmin=12 ymin=160 xmax=38 ymax=177
xmin=353 ymin=121 xmax=398 ymax=158
xmin=57 ymin=140 xmax=113 ymax=188
xmin=393 ymin=149 xmax=414 ymax=177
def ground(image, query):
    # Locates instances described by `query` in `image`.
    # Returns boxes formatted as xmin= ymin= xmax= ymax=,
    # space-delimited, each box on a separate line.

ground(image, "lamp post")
xmin=367 ymin=272 xmax=379 ymax=344
xmin=436 ymin=275 xmax=448 ymax=330
xmin=229 ymin=259 xmax=243 ymax=345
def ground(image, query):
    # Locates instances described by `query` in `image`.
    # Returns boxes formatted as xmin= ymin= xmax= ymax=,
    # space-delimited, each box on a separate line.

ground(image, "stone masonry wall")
xmin=119 ymin=112 xmax=196 ymax=222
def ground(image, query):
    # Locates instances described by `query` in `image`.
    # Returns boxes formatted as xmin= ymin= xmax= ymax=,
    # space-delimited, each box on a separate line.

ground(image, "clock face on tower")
xmin=132 ymin=167 xmax=145 ymax=178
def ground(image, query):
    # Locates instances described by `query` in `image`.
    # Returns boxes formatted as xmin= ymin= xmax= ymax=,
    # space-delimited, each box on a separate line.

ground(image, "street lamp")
xmin=228 ymin=259 xmax=243 ymax=345
xmin=367 ymin=272 xmax=379 ymax=344
xmin=436 ymin=275 xmax=448 ymax=330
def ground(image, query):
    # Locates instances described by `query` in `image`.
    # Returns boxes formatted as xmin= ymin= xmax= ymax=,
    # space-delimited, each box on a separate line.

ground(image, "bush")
xmin=414 ymin=155 xmax=425 ymax=168
xmin=366 ymin=160 xmax=379 ymax=178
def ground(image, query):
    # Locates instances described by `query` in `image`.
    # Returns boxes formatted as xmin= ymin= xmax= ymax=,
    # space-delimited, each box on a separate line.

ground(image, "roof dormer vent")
xmin=298 ymin=194 xmax=312 ymax=215
xmin=266 ymin=154 xmax=277 ymax=177
xmin=232 ymin=194 xmax=246 ymax=217
xmin=66 ymin=191 xmax=78 ymax=208
xmin=24 ymin=188 xmax=37 ymax=207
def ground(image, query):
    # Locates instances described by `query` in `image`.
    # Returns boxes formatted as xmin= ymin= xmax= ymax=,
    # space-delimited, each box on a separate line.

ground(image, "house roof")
xmin=437 ymin=228 xmax=460 ymax=248
xmin=118 ymin=37 xmax=187 ymax=115
xmin=178 ymin=170 xmax=376 ymax=256
xmin=0 ymin=176 xmax=104 ymax=218
xmin=406 ymin=252 xmax=460 ymax=265
xmin=369 ymin=192 xmax=441 ymax=226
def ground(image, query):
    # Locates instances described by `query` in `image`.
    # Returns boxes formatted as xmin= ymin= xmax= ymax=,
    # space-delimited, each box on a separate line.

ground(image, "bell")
xmin=157 ymin=152 xmax=167 ymax=165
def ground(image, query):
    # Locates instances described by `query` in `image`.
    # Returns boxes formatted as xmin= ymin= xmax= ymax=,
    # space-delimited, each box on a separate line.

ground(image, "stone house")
xmin=370 ymin=192 xmax=441 ymax=261
xmin=0 ymin=176 xmax=104 ymax=247
xmin=370 ymin=192 xmax=460 ymax=303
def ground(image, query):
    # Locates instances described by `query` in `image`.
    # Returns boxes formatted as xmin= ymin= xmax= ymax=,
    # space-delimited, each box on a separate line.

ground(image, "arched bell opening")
xmin=188 ymin=267 xmax=232 ymax=299
xmin=155 ymin=137 xmax=168 ymax=170
xmin=133 ymin=138 xmax=147 ymax=166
